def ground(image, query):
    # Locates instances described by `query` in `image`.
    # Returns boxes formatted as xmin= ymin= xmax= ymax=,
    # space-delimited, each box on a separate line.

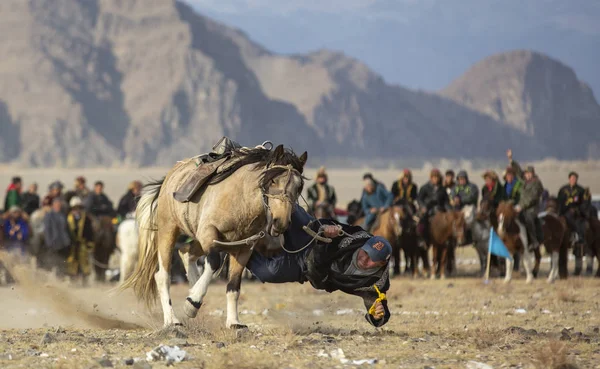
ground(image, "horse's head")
xmin=451 ymin=211 xmax=467 ymax=245
xmin=496 ymin=200 xmax=516 ymax=237
xmin=261 ymin=145 xmax=307 ymax=236
xmin=546 ymin=197 xmax=559 ymax=214
xmin=477 ymin=199 xmax=491 ymax=221
xmin=388 ymin=206 xmax=404 ymax=238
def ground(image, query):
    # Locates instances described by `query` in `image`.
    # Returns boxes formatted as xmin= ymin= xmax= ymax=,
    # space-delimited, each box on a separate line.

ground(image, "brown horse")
xmin=121 ymin=145 xmax=307 ymax=328
xmin=429 ymin=210 xmax=466 ymax=279
xmin=92 ymin=215 xmax=117 ymax=283
xmin=355 ymin=206 xmax=404 ymax=276
xmin=496 ymin=201 xmax=534 ymax=283
xmin=540 ymin=198 xmax=570 ymax=282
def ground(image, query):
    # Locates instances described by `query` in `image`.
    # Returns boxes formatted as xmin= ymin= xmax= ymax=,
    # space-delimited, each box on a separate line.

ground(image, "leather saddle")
xmin=173 ymin=137 xmax=242 ymax=203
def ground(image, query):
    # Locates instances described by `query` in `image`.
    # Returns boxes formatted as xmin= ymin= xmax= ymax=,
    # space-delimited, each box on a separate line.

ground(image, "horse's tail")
xmin=118 ymin=179 xmax=163 ymax=307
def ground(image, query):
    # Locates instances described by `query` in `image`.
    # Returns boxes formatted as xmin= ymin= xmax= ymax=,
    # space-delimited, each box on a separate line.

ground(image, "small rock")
xmin=123 ymin=358 xmax=134 ymax=365
xmin=40 ymin=333 xmax=54 ymax=345
xmin=593 ymin=327 xmax=599 ymax=333
xmin=447 ymin=283 xmax=454 ymax=288
xmin=97 ymin=357 xmax=113 ymax=367
xmin=40 ymin=353 xmax=49 ymax=358
xmin=215 ymin=342 xmax=225 ymax=349
xmin=87 ymin=337 xmax=102 ymax=344
xmin=173 ymin=328 xmax=188 ymax=339
xmin=26 ymin=349 xmax=40 ymax=357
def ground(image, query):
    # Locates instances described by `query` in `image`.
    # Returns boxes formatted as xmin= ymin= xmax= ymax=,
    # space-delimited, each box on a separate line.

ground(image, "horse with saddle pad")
xmin=495 ymin=201 xmax=537 ymax=283
xmin=120 ymin=138 xmax=307 ymax=328
xmin=538 ymin=197 xmax=570 ymax=282
xmin=427 ymin=210 xmax=466 ymax=279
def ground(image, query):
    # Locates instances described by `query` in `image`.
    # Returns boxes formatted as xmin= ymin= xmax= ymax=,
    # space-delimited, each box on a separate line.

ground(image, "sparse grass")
xmin=532 ymin=341 xmax=578 ymax=369
xmin=557 ymin=289 xmax=578 ymax=303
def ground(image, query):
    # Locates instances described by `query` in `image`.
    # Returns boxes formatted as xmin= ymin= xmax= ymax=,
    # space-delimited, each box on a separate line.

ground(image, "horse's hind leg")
xmin=226 ymin=249 xmax=252 ymax=329
xmin=155 ymin=225 xmax=181 ymax=326
xmin=547 ymin=250 xmax=559 ymax=283
xmin=178 ymin=240 xmax=202 ymax=288
xmin=532 ymin=247 xmax=541 ymax=278
xmin=392 ymin=243 xmax=401 ymax=276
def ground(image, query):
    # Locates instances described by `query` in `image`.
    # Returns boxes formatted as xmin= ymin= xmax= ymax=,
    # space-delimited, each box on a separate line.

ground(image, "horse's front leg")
xmin=504 ymin=256 xmax=514 ymax=284
xmin=522 ymin=248 xmax=534 ymax=284
xmin=184 ymin=250 xmax=221 ymax=319
xmin=440 ymin=245 xmax=448 ymax=280
xmin=225 ymin=249 xmax=252 ymax=329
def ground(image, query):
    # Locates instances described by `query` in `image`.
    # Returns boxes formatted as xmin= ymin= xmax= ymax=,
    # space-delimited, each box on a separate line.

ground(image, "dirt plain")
xmin=0 ymin=248 xmax=599 ymax=369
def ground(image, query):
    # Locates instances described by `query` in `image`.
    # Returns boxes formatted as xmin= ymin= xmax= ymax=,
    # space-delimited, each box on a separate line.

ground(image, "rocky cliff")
xmin=0 ymin=1 xmax=597 ymax=167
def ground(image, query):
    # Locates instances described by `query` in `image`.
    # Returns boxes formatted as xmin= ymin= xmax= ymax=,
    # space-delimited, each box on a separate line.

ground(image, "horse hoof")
xmin=503 ymin=279 xmax=511 ymax=284
xmin=430 ymin=275 xmax=436 ymax=280
xmin=526 ymin=278 xmax=533 ymax=284
xmin=174 ymin=322 xmax=184 ymax=327
xmin=440 ymin=275 xmax=446 ymax=281
xmin=183 ymin=297 xmax=201 ymax=318
xmin=228 ymin=323 xmax=248 ymax=330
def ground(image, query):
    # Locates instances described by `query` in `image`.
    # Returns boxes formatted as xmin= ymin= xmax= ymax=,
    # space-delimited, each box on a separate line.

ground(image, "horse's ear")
xmin=298 ymin=151 xmax=308 ymax=167
xmin=273 ymin=144 xmax=284 ymax=159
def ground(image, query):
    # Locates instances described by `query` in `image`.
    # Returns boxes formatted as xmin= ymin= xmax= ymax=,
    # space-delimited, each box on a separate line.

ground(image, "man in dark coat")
xmin=481 ymin=170 xmax=503 ymax=213
xmin=443 ymin=170 xmax=456 ymax=199
xmin=66 ymin=197 xmax=95 ymax=283
xmin=42 ymin=198 xmax=72 ymax=273
xmin=558 ymin=172 xmax=587 ymax=244
xmin=391 ymin=169 xmax=418 ymax=212
xmin=503 ymin=167 xmax=523 ymax=204
xmin=417 ymin=169 xmax=449 ymax=246
xmin=85 ymin=181 xmax=114 ymax=217
xmin=117 ymin=181 xmax=142 ymax=219
xmin=306 ymin=167 xmax=337 ymax=217
xmin=451 ymin=170 xmax=478 ymax=209
xmin=21 ymin=183 xmax=40 ymax=216
xmin=247 ymin=205 xmax=391 ymax=327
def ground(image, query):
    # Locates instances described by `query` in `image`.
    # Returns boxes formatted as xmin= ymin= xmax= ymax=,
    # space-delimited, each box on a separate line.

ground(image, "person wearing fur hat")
xmin=66 ymin=197 xmax=95 ymax=284
xmin=391 ymin=169 xmax=418 ymax=212
xmin=417 ymin=169 xmax=449 ymax=246
xmin=306 ymin=167 xmax=337 ymax=217
xmin=481 ymin=170 xmax=503 ymax=211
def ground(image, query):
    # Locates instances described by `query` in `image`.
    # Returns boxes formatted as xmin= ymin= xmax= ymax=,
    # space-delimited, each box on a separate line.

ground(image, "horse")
xmin=429 ymin=210 xmax=466 ymax=279
xmin=354 ymin=206 xmax=404 ymax=276
xmin=116 ymin=215 xmax=138 ymax=284
xmin=120 ymin=144 xmax=307 ymax=328
xmin=92 ymin=215 xmax=117 ymax=282
xmin=312 ymin=203 xmax=336 ymax=220
xmin=496 ymin=201 xmax=534 ymax=283
xmin=539 ymin=198 xmax=570 ymax=282
xmin=396 ymin=205 xmax=426 ymax=278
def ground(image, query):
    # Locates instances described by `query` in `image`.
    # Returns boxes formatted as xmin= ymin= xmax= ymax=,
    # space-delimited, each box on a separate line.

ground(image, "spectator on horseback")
xmin=451 ymin=170 xmax=479 ymax=210
xmin=66 ymin=197 xmax=95 ymax=284
xmin=481 ymin=170 xmax=503 ymax=211
xmin=558 ymin=172 xmax=587 ymax=244
xmin=84 ymin=181 xmax=115 ymax=217
xmin=21 ymin=183 xmax=40 ymax=216
xmin=44 ymin=181 xmax=67 ymax=214
xmin=73 ymin=176 xmax=90 ymax=202
xmin=3 ymin=206 xmax=29 ymax=256
xmin=117 ymin=180 xmax=142 ymax=219
xmin=247 ymin=204 xmax=391 ymax=327
xmin=4 ymin=176 xmax=22 ymax=212
xmin=503 ymin=166 xmax=523 ymax=204
xmin=306 ymin=167 xmax=337 ymax=217
xmin=42 ymin=198 xmax=71 ymax=273
xmin=516 ymin=166 xmax=544 ymax=249
xmin=417 ymin=169 xmax=449 ymax=246
xmin=361 ymin=177 xmax=393 ymax=231
xmin=443 ymin=170 xmax=456 ymax=198
xmin=391 ymin=169 xmax=418 ymax=213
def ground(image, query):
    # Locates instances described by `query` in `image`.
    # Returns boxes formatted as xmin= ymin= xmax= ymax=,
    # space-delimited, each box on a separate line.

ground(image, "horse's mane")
xmin=209 ymin=147 xmax=306 ymax=191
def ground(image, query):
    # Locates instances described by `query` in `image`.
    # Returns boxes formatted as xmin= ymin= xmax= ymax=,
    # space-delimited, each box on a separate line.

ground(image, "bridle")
xmin=261 ymin=164 xmax=302 ymax=233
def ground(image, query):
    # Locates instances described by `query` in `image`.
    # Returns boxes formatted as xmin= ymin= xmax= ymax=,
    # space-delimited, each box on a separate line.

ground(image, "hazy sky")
xmin=187 ymin=0 xmax=600 ymax=96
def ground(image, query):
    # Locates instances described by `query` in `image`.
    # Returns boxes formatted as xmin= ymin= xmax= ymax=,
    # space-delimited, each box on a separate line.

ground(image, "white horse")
xmin=116 ymin=214 xmax=138 ymax=284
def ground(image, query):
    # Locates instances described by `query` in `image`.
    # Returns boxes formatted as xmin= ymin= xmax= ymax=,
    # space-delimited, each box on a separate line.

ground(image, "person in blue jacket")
xmin=361 ymin=178 xmax=394 ymax=231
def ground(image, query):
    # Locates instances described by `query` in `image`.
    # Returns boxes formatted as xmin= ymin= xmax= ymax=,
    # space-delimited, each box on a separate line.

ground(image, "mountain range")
xmin=0 ymin=0 xmax=598 ymax=167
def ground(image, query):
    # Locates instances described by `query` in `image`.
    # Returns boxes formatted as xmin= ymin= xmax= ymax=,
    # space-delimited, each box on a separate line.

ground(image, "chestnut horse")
xmin=538 ymin=198 xmax=570 ymax=282
xmin=496 ymin=201 xmax=534 ymax=283
xmin=429 ymin=210 xmax=466 ymax=279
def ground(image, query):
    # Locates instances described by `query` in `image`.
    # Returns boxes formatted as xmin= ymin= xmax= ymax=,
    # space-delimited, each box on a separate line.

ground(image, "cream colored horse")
xmin=121 ymin=145 xmax=307 ymax=328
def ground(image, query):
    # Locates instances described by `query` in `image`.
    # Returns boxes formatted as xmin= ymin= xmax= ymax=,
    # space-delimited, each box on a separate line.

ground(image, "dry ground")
xmin=0 ymin=250 xmax=599 ymax=369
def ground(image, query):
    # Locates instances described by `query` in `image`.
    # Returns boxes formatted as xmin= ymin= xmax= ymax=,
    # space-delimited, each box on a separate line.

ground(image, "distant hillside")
xmin=442 ymin=50 xmax=600 ymax=159
xmin=0 ymin=1 xmax=597 ymax=167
